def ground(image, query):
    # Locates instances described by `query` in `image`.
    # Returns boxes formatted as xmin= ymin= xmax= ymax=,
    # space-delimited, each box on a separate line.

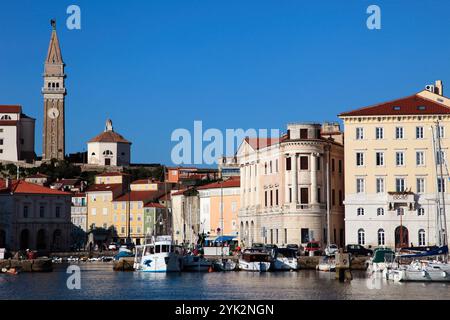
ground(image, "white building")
xmin=0 ymin=105 xmax=35 ymax=163
xmin=237 ymin=123 xmax=345 ymax=248
xmin=87 ymin=119 xmax=131 ymax=167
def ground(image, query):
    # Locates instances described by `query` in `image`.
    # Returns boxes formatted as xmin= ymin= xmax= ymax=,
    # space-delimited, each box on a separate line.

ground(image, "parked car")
xmin=305 ymin=241 xmax=322 ymax=256
xmin=345 ymin=244 xmax=373 ymax=256
xmin=325 ymin=244 xmax=339 ymax=256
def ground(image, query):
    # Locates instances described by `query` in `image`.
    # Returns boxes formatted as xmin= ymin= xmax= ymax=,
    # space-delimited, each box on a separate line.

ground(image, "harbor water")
xmin=0 ymin=263 xmax=449 ymax=300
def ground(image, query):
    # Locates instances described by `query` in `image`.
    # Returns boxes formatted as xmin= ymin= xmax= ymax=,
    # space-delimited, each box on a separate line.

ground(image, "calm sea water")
xmin=0 ymin=263 xmax=449 ymax=300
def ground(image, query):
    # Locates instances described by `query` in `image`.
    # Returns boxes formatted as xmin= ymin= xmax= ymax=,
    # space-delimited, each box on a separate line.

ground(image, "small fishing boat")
xmin=1 ymin=268 xmax=19 ymax=275
xmin=385 ymin=259 xmax=450 ymax=282
xmin=239 ymin=249 xmax=271 ymax=272
xmin=183 ymin=255 xmax=213 ymax=272
xmin=272 ymin=248 xmax=298 ymax=271
xmin=213 ymin=258 xmax=237 ymax=271
xmin=134 ymin=235 xmax=183 ymax=273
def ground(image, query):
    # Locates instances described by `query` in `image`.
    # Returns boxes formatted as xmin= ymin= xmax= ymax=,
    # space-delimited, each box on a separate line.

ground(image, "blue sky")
xmin=1 ymin=0 xmax=450 ymax=166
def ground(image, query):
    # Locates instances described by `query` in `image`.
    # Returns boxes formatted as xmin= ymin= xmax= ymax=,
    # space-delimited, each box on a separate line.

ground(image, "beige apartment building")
xmin=339 ymin=80 xmax=450 ymax=248
xmin=237 ymin=123 xmax=345 ymax=248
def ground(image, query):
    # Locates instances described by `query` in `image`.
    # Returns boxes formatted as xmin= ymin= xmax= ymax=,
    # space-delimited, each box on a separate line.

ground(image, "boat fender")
xmin=422 ymin=271 xmax=427 ymax=277
xmin=442 ymin=271 xmax=447 ymax=278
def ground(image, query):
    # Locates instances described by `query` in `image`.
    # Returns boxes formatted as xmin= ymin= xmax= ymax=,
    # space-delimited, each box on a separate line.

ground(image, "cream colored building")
xmin=339 ymin=80 xmax=450 ymax=248
xmin=86 ymin=173 xmax=128 ymax=231
xmin=237 ymin=123 xmax=345 ymax=248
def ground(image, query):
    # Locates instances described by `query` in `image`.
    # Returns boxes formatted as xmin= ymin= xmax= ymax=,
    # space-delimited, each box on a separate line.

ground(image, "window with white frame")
xmin=375 ymin=127 xmax=384 ymax=140
xmin=378 ymin=229 xmax=385 ymax=246
xmin=397 ymin=207 xmax=404 ymax=216
xmin=416 ymin=151 xmax=425 ymax=166
xmin=396 ymin=152 xmax=404 ymax=166
xmin=437 ymin=125 xmax=445 ymax=138
xmin=416 ymin=178 xmax=425 ymax=194
xmin=395 ymin=127 xmax=404 ymax=139
xmin=376 ymin=152 xmax=384 ymax=166
xmin=356 ymin=178 xmax=365 ymax=193
xmin=358 ymin=229 xmax=365 ymax=245
xmin=417 ymin=207 xmax=425 ymax=216
xmin=91 ymin=208 xmax=97 ymax=216
xmin=436 ymin=151 xmax=445 ymax=165
xmin=356 ymin=127 xmax=364 ymax=140
xmin=418 ymin=229 xmax=426 ymax=246
xmin=377 ymin=207 xmax=385 ymax=216
xmin=356 ymin=152 xmax=364 ymax=166
xmin=438 ymin=177 xmax=446 ymax=193
xmin=396 ymin=178 xmax=406 ymax=192
xmin=357 ymin=207 xmax=365 ymax=216
xmin=416 ymin=126 xmax=424 ymax=139
xmin=376 ymin=177 xmax=385 ymax=193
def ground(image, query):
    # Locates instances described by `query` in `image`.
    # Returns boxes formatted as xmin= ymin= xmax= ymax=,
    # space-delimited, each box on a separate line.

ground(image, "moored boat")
xmin=213 ymin=258 xmax=237 ymax=271
xmin=272 ymin=248 xmax=298 ymax=271
xmin=239 ymin=249 xmax=271 ymax=272
xmin=182 ymin=255 xmax=212 ymax=272
xmin=134 ymin=236 xmax=183 ymax=273
xmin=368 ymin=247 xmax=395 ymax=273
xmin=317 ymin=256 xmax=336 ymax=272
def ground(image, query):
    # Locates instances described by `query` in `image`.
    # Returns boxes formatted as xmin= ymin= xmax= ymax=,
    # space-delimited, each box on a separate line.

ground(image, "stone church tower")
xmin=42 ymin=20 xmax=66 ymax=161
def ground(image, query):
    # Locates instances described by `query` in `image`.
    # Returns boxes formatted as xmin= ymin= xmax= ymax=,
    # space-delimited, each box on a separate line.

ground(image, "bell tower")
xmin=42 ymin=19 xmax=66 ymax=161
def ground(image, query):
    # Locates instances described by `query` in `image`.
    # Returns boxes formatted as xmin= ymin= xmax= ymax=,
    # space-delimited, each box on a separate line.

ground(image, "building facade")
xmin=237 ymin=123 xmax=345 ymax=248
xmin=0 ymin=105 xmax=35 ymax=163
xmin=88 ymin=119 xmax=131 ymax=167
xmin=198 ymin=177 xmax=240 ymax=237
xmin=42 ymin=20 xmax=66 ymax=161
xmin=0 ymin=179 xmax=72 ymax=251
xmin=171 ymin=188 xmax=200 ymax=246
xmin=71 ymin=193 xmax=87 ymax=232
xmin=339 ymin=80 xmax=450 ymax=248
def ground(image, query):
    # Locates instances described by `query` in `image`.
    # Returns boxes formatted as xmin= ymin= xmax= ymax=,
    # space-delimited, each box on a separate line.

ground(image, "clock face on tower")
xmin=48 ymin=107 xmax=60 ymax=119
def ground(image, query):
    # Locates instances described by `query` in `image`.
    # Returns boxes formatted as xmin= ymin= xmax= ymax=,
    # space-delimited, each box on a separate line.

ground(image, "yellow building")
xmin=339 ymin=80 xmax=450 ymax=248
xmin=197 ymin=177 xmax=240 ymax=238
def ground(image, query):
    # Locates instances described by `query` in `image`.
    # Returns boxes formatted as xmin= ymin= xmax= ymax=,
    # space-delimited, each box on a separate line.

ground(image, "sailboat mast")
xmin=436 ymin=122 xmax=448 ymax=247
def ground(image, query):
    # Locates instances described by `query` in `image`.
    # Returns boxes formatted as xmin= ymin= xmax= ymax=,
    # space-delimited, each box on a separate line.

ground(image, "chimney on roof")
xmin=435 ymin=80 xmax=443 ymax=96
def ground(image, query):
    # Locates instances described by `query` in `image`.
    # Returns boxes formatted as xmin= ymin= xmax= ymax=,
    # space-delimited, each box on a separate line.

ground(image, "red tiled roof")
xmin=86 ymin=183 xmax=123 ymax=193
xmin=0 ymin=179 xmax=70 ymax=195
xmin=131 ymin=179 xmax=161 ymax=185
xmin=339 ymin=94 xmax=450 ymax=117
xmin=157 ymin=192 xmax=171 ymax=201
xmin=144 ymin=202 xmax=166 ymax=209
xmin=172 ymin=188 xmax=189 ymax=196
xmin=0 ymin=105 xmax=22 ymax=113
xmin=245 ymin=137 xmax=283 ymax=150
xmin=89 ymin=131 xmax=131 ymax=144
xmin=197 ymin=177 xmax=240 ymax=190
xmin=113 ymin=190 xmax=164 ymax=202
xmin=73 ymin=192 xmax=86 ymax=197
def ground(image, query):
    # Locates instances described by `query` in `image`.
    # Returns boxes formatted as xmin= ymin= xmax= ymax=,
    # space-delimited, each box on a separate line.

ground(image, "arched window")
xmin=377 ymin=229 xmax=385 ymax=246
xmin=91 ymin=152 xmax=96 ymax=156
xmin=417 ymin=207 xmax=425 ymax=216
xmin=377 ymin=208 xmax=384 ymax=216
xmin=48 ymin=82 xmax=51 ymax=88
xmin=358 ymin=229 xmax=365 ymax=245
xmin=1 ymin=115 xmax=12 ymax=120
xmin=418 ymin=229 xmax=426 ymax=246
xmin=52 ymin=82 xmax=55 ymax=88
xmin=56 ymin=83 xmax=59 ymax=88
xmin=357 ymin=207 xmax=365 ymax=216
xmin=103 ymin=150 xmax=113 ymax=156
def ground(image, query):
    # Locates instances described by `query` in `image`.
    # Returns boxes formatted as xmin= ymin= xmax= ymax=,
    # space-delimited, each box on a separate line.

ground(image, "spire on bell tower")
xmin=42 ymin=19 xmax=66 ymax=161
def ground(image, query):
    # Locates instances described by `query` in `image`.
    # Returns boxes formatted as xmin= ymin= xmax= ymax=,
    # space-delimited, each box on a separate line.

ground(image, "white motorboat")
xmin=367 ymin=248 xmax=395 ymax=273
xmin=317 ymin=256 xmax=336 ymax=272
xmin=239 ymin=249 xmax=271 ymax=272
xmin=182 ymin=255 xmax=212 ymax=272
xmin=213 ymin=259 xmax=237 ymax=271
xmin=385 ymin=260 xmax=450 ymax=282
xmin=134 ymin=236 xmax=183 ymax=273
xmin=272 ymin=248 xmax=298 ymax=271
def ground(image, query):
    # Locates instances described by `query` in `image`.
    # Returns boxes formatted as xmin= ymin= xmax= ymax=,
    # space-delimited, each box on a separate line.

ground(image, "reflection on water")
xmin=0 ymin=263 xmax=449 ymax=300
